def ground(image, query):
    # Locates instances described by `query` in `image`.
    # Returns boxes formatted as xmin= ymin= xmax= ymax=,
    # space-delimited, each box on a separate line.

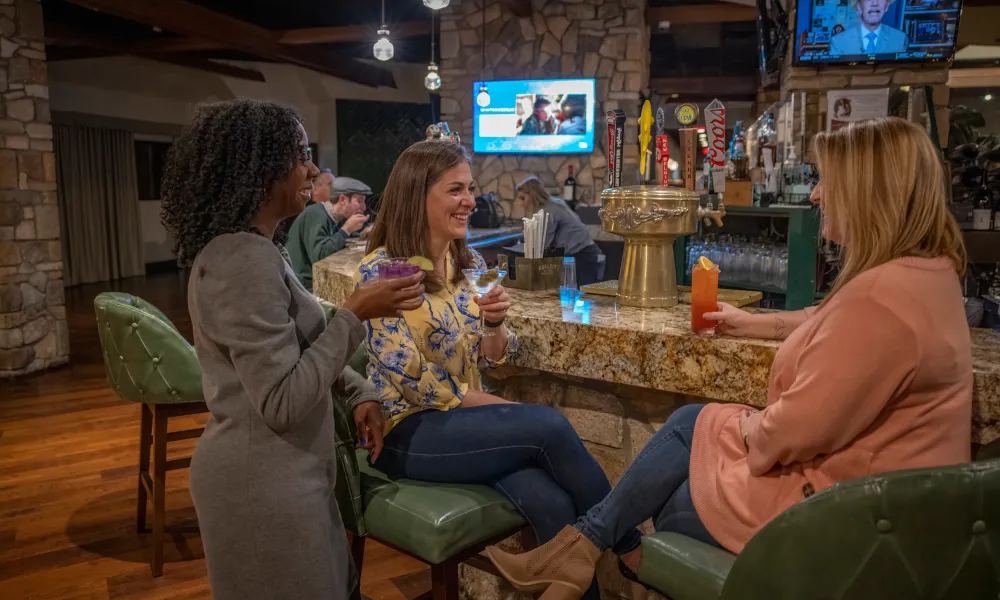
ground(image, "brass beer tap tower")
xmin=599 ymin=102 xmax=725 ymax=308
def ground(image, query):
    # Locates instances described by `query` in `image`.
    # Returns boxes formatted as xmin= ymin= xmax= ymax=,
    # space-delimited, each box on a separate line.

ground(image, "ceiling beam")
xmin=94 ymin=21 xmax=433 ymax=54
xmin=280 ymin=22 xmax=431 ymax=45
xmin=61 ymin=0 xmax=394 ymax=88
xmin=651 ymin=75 xmax=758 ymax=99
xmin=498 ymin=0 xmax=533 ymax=18
xmin=45 ymin=23 xmax=266 ymax=81
xmin=647 ymin=4 xmax=757 ymax=25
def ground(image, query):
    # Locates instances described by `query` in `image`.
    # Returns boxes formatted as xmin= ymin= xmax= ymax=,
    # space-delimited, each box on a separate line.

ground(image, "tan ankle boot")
xmin=486 ymin=525 xmax=601 ymax=600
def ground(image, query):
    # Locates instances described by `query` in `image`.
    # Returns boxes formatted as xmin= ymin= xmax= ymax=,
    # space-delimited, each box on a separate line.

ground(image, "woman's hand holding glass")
xmin=702 ymin=303 xmax=760 ymax=337
xmin=475 ymin=285 xmax=511 ymax=327
xmin=703 ymin=303 xmax=811 ymax=341
xmin=343 ymin=272 xmax=425 ymax=321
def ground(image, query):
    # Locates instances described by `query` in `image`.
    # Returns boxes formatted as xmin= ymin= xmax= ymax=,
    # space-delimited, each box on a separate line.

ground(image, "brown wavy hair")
xmin=814 ymin=117 xmax=966 ymax=306
xmin=366 ymin=140 xmax=476 ymax=293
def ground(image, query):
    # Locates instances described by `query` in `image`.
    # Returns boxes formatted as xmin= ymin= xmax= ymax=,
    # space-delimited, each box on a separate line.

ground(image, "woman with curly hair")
xmin=160 ymin=98 xmax=424 ymax=600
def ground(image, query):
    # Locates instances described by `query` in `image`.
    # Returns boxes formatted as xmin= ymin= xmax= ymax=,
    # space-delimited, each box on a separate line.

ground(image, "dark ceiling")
xmin=41 ymin=0 xmax=437 ymax=63
xmin=41 ymin=0 xmax=760 ymax=94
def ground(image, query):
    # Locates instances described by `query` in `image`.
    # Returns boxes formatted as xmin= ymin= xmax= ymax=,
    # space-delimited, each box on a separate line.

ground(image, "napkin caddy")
xmin=504 ymin=256 xmax=563 ymax=291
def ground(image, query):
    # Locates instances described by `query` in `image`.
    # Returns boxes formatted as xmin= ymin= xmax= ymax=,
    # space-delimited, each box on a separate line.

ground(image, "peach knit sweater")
xmin=689 ymin=257 xmax=973 ymax=553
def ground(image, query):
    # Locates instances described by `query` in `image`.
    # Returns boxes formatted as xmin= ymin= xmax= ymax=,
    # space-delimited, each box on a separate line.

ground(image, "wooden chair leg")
xmin=151 ymin=405 xmax=168 ymax=577
xmin=431 ymin=559 xmax=460 ymax=600
xmin=350 ymin=533 xmax=366 ymax=573
xmin=349 ymin=534 xmax=367 ymax=600
xmin=136 ymin=403 xmax=152 ymax=533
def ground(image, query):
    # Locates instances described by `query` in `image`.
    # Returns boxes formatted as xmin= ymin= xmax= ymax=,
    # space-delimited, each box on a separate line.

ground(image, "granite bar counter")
xmin=314 ymin=243 xmax=1000 ymax=445
xmin=314 ymin=239 xmax=1000 ymax=599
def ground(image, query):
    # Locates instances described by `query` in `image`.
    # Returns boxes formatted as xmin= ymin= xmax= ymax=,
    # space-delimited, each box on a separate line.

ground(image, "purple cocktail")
xmin=378 ymin=258 xmax=422 ymax=279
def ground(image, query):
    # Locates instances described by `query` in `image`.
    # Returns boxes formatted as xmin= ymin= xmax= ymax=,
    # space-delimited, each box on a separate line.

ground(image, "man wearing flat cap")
xmin=286 ymin=173 xmax=371 ymax=292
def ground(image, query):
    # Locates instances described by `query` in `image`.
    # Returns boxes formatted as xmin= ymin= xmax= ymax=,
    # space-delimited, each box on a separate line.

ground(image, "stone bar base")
xmin=459 ymin=365 xmax=704 ymax=600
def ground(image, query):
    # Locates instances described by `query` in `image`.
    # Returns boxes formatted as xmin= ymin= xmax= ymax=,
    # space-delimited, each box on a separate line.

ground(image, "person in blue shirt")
xmin=286 ymin=175 xmax=371 ymax=291
xmin=829 ymin=0 xmax=909 ymax=56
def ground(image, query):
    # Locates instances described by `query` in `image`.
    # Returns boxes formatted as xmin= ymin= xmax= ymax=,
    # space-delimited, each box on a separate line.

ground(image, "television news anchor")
xmin=486 ymin=117 xmax=972 ymax=600
xmin=829 ymin=0 xmax=909 ymax=56
xmin=160 ymin=98 xmax=424 ymax=600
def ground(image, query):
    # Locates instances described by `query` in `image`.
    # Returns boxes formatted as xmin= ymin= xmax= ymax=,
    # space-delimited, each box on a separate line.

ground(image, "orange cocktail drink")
xmin=691 ymin=256 xmax=719 ymax=335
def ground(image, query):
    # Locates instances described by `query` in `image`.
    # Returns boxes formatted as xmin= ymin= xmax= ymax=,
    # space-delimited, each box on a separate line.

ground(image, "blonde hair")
xmin=515 ymin=176 xmax=552 ymax=213
xmin=814 ymin=117 xmax=966 ymax=306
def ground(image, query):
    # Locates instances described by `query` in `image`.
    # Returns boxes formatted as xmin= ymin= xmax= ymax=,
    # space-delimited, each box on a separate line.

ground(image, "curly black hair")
xmin=160 ymin=98 xmax=309 ymax=266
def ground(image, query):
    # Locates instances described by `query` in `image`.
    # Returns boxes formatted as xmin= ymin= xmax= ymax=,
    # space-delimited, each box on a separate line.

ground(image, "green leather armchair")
xmin=334 ymin=337 xmax=528 ymax=600
xmin=94 ymin=292 xmax=208 ymax=577
xmin=638 ymin=460 xmax=1000 ymax=600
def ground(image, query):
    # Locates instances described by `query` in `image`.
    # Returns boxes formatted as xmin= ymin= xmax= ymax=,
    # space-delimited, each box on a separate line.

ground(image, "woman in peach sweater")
xmin=487 ymin=117 xmax=973 ymax=600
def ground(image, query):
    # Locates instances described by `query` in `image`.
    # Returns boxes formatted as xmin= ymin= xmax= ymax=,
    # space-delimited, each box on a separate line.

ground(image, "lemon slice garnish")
xmin=697 ymin=256 xmax=715 ymax=270
xmin=407 ymin=256 xmax=434 ymax=271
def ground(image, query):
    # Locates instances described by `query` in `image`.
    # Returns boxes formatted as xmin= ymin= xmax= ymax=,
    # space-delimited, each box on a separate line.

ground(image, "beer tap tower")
xmin=597 ymin=101 xmax=725 ymax=309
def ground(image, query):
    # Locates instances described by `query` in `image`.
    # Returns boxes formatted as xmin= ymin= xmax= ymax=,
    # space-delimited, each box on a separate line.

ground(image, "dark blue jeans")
xmin=576 ymin=403 xmax=720 ymax=551
xmin=375 ymin=403 xmax=643 ymax=600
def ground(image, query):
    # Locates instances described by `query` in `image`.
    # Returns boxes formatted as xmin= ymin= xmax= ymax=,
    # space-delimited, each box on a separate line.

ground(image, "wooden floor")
xmin=0 ymin=271 xmax=429 ymax=600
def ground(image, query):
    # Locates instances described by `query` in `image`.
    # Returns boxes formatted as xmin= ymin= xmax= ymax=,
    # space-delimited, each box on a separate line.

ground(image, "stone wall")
xmin=0 ymin=0 xmax=67 ymax=377
xmin=439 ymin=0 xmax=649 ymax=218
xmin=461 ymin=365 xmax=692 ymax=600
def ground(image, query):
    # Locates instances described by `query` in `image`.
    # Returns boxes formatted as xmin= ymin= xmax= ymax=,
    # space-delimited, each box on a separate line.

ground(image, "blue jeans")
xmin=374 ymin=403 xmax=643 ymax=600
xmin=576 ymin=404 xmax=720 ymax=551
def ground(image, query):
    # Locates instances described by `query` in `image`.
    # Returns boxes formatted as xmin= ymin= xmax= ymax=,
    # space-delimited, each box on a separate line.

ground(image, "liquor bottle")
xmin=994 ymin=189 xmax=1000 ymax=231
xmin=563 ymin=165 xmax=577 ymax=210
xmin=972 ymin=188 xmax=993 ymax=230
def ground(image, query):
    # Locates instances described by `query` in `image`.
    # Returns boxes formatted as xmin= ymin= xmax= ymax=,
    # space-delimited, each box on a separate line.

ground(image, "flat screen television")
xmin=472 ymin=78 xmax=596 ymax=154
xmin=794 ymin=0 xmax=963 ymax=65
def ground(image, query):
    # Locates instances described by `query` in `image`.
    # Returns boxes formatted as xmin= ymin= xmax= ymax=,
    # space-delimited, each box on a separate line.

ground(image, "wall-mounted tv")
xmin=794 ymin=0 xmax=963 ymax=65
xmin=472 ymin=78 xmax=596 ymax=154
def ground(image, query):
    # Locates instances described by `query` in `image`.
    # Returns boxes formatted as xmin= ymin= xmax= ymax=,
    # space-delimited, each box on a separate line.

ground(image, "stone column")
xmin=439 ymin=0 xmax=649 ymax=218
xmin=0 ymin=0 xmax=67 ymax=377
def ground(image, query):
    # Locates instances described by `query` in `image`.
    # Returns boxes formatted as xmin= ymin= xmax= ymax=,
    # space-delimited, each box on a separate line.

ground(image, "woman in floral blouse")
xmin=354 ymin=141 xmax=636 ymax=600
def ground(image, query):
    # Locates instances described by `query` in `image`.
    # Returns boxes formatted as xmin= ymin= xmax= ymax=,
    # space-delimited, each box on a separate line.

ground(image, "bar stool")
xmin=94 ymin=292 xmax=208 ymax=577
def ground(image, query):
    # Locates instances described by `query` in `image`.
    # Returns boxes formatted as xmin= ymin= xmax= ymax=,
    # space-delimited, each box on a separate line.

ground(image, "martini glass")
xmin=461 ymin=267 xmax=508 ymax=337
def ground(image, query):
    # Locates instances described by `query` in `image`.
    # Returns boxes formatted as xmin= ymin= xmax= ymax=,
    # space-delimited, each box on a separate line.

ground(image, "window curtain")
xmin=54 ymin=125 xmax=144 ymax=286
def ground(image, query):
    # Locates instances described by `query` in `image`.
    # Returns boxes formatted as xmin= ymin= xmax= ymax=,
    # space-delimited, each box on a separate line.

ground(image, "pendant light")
xmin=476 ymin=0 xmax=490 ymax=107
xmin=373 ymin=0 xmax=393 ymax=61
xmin=424 ymin=10 xmax=442 ymax=91
xmin=423 ymin=0 xmax=451 ymax=9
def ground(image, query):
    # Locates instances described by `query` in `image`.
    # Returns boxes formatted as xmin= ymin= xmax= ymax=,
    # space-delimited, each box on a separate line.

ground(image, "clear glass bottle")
xmin=972 ymin=188 xmax=993 ymax=231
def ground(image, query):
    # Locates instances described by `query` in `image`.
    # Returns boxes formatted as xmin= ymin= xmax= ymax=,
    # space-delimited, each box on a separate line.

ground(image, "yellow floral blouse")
xmin=353 ymin=247 xmax=518 ymax=433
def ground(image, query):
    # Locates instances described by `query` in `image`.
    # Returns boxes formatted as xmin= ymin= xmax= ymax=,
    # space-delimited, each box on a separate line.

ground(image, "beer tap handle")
xmin=697 ymin=205 xmax=725 ymax=228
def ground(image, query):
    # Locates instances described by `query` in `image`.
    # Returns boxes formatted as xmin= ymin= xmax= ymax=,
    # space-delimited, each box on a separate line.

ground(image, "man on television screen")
xmin=829 ymin=0 xmax=909 ymax=56
xmin=519 ymin=97 xmax=556 ymax=135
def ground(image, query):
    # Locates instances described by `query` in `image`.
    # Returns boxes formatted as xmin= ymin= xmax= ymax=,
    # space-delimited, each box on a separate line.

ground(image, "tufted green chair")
xmin=638 ymin=460 xmax=1000 ymax=600
xmin=94 ymin=292 xmax=208 ymax=577
xmin=334 ymin=333 xmax=530 ymax=600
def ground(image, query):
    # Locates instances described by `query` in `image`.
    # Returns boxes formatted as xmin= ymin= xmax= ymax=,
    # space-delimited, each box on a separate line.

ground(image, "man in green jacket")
xmin=286 ymin=174 xmax=371 ymax=292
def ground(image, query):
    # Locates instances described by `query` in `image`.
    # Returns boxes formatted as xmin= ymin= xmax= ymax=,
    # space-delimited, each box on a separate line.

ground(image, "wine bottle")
xmin=972 ymin=188 xmax=992 ymax=230
xmin=563 ymin=165 xmax=577 ymax=210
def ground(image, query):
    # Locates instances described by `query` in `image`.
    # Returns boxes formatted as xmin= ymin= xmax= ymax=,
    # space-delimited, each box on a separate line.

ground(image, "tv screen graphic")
xmin=794 ymin=0 xmax=963 ymax=65
xmin=473 ymin=78 xmax=596 ymax=154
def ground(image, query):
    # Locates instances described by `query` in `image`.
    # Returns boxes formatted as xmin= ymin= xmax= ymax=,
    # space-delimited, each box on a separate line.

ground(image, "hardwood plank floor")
xmin=0 ymin=272 xmax=428 ymax=600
